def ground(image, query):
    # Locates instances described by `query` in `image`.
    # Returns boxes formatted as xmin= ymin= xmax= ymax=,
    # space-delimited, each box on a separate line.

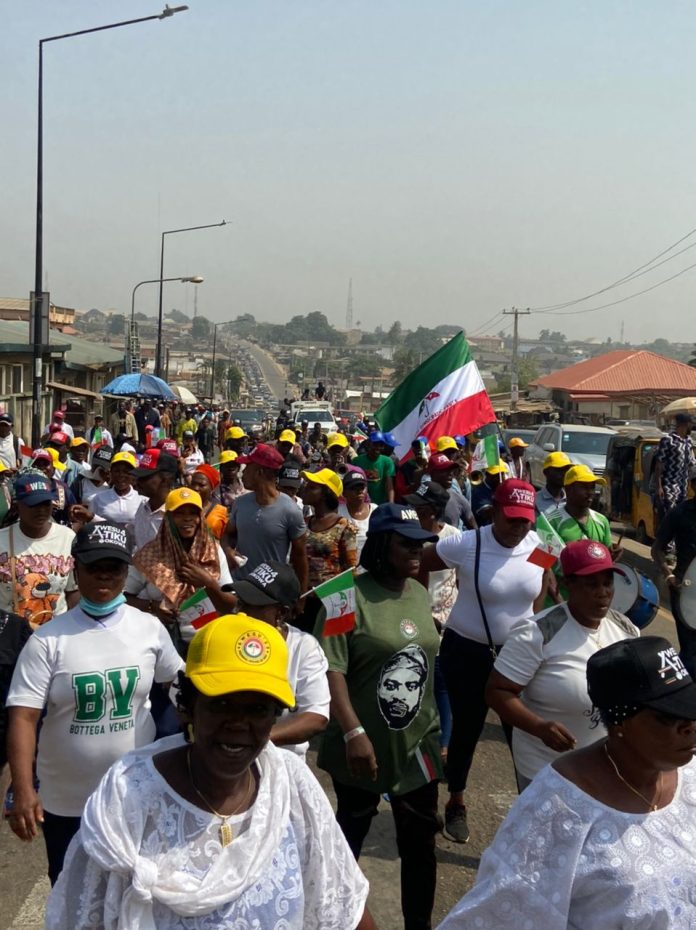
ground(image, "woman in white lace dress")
xmin=438 ymin=636 xmax=696 ymax=930
xmin=45 ymin=613 xmax=376 ymax=930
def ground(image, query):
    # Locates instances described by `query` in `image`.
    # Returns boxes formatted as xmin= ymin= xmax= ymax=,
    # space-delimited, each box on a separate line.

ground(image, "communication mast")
xmin=346 ymin=278 xmax=354 ymax=329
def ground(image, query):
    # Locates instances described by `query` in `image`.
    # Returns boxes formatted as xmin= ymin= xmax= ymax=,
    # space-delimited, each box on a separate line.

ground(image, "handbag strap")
xmin=474 ymin=528 xmax=497 ymax=658
xmin=8 ymin=526 xmax=18 ymax=615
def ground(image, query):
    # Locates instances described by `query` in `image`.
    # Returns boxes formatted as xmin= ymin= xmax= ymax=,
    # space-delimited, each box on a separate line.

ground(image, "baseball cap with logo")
xmin=587 ymin=635 xmax=696 ymax=720
xmin=232 ymin=560 xmax=301 ymax=608
xmin=326 ymin=432 xmax=349 ymax=450
xmin=156 ymin=438 xmax=180 ymax=457
xmin=14 ymin=474 xmax=56 ymax=505
xmin=560 ymin=539 xmax=626 ymax=578
xmin=302 ymin=468 xmax=343 ymax=499
xmin=278 ymin=429 xmax=296 ymax=444
xmin=278 ymin=462 xmax=302 ymax=488
xmin=72 ymin=522 xmax=133 ymax=565
xmin=132 ymin=449 xmax=178 ymax=478
xmin=564 ymin=464 xmax=606 ymax=487
xmin=492 ymin=479 xmax=536 ymax=519
xmin=225 ymin=426 xmax=247 ymax=441
xmin=47 ymin=431 xmax=70 ymax=446
xmin=367 ymin=503 xmax=439 ymax=541
xmin=427 ymin=453 xmax=458 ymax=473
xmin=342 ymin=470 xmax=368 ymax=491
xmin=165 ymin=487 xmax=203 ymax=511
xmin=217 ymin=450 xmax=239 ymax=466
xmin=32 ymin=448 xmax=66 ymax=472
xmin=404 ymin=481 xmax=451 ymax=513
xmin=186 ymin=613 xmax=295 ymax=707
xmin=0 ymin=413 xmax=13 ymax=425
xmin=111 ymin=451 xmax=137 ymax=469
xmin=543 ymin=451 xmax=572 ymax=470
xmin=435 ymin=436 xmax=458 ymax=453
xmin=368 ymin=430 xmax=386 ymax=445
xmin=71 ymin=436 xmax=89 ymax=448
xmin=237 ymin=443 xmax=285 ymax=470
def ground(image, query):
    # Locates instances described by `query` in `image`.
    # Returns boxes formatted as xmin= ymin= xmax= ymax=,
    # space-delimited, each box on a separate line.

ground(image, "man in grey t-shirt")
xmin=223 ymin=444 xmax=308 ymax=591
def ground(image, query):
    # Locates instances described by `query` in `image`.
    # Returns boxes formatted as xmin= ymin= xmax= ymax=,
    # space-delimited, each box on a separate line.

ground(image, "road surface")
xmin=241 ymin=340 xmax=286 ymax=407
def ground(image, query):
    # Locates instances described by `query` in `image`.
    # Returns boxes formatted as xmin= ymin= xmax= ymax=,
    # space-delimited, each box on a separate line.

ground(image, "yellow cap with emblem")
xmin=165 ymin=487 xmax=203 ymax=511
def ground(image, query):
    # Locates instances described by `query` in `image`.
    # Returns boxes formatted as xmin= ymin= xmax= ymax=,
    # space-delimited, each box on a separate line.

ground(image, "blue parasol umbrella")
xmin=101 ymin=373 xmax=177 ymax=400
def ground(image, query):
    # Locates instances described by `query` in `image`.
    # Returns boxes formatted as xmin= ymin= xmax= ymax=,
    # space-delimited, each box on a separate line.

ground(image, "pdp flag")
xmin=315 ymin=569 xmax=356 ymax=637
xmin=179 ymin=588 xmax=218 ymax=630
xmin=528 ymin=511 xmax=565 ymax=569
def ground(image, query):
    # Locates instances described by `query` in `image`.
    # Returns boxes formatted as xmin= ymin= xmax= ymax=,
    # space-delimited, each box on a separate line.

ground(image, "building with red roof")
xmin=530 ymin=350 xmax=696 ymax=421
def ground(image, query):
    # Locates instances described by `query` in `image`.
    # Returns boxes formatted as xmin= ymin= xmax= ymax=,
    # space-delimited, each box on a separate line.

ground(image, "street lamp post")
xmin=154 ymin=220 xmax=226 ymax=378
xmin=127 ymin=276 xmax=203 ymax=374
xmin=30 ymin=4 xmax=188 ymax=447
xmin=209 ymin=321 xmax=228 ymax=402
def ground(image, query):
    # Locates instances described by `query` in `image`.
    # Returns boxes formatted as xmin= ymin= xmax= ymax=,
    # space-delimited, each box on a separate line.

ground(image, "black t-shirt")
xmin=655 ymin=499 xmax=696 ymax=578
xmin=0 ymin=611 xmax=31 ymax=751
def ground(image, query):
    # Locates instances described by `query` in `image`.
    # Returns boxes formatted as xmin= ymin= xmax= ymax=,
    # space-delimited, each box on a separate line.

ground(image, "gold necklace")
xmin=604 ymin=744 xmax=662 ymax=812
xmin=186 ymin=749 xmax=254 ymax=847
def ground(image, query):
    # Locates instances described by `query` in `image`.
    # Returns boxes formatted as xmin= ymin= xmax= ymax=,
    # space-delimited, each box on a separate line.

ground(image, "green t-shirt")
xmin=316 ymin=574 xmax=442 ymax=794
xmin=352 ymin=454 xmax=395 ymax=505
xmin=549 ymin=505 xmax=612 ymax=546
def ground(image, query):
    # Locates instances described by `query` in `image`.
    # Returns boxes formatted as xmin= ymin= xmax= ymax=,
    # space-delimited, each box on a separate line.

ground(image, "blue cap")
xmin=382 ymin=432 xmax=399 ymax=449
xmin=368 ymin=430 xmax=386 ymax=444
xmin=14 ymin=474 xmax=56 ymax=506
xmin=367 ymin=503 xmax=439 ymax=541
xmin=453 ymin=435 xmax=467 ymax=446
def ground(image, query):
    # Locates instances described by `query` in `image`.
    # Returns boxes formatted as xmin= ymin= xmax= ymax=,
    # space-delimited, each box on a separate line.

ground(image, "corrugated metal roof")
xmin=533 ymin=350 xmax=696 ymax=394
xmin=0 ymin=320 xmax=124 ymax=367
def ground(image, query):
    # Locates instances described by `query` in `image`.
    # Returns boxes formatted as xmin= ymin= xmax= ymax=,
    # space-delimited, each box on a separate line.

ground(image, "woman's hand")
xmin=346 ymin=733 xmax=379 ymax=781
xmin=8 ymin=785 xmax=44 ymax=841
xmin=177 ymin=561 xmax=216 ymax=589
xmin=534 ymin=719 xmax=576 ymax=752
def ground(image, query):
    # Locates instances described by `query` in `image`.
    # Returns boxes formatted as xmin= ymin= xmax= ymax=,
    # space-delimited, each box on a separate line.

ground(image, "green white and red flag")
xmin=528 ymin=511 xmax=565 ymax=569
xmin=179 ymin=588 xmax=218 ymax=630
xmin=375 ymin=333 xmax=496 ymax=461
xmin=314 ymin=569 xmax=356 ymax=637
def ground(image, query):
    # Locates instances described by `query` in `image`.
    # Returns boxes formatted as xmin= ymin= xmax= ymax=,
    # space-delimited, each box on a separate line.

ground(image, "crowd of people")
xmin=0 ymin=399 xmax=695 ymax=929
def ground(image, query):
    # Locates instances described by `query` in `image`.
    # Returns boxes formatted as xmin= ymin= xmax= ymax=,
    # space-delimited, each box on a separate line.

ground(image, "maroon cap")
xmin=132 ymin=449 xmax=178 ymax=477
xmin=427 ymin=453 xmax=458 ymax=473
xmin=52 ymin=410 xmax=65 ymax=420
xmin=492 ymin=479 xmax=536 ymax=519
xmin=48 ymin=430 xmax=69 ymax=445
xmin=237 ymin=443 xmax=284 ymax=470
xmin=560 ymin=539 xmax=626 ymax=578
xmin=156 ymin=438 xmax=179 ymax=456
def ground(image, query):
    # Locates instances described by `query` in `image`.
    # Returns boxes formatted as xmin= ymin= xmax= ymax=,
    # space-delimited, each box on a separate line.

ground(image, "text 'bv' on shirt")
xmin=436 ymin=525 xmax=544 ymax=645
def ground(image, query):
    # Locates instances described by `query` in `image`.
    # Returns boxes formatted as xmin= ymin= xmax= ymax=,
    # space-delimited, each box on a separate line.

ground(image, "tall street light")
xmin=209 ymin=321 xmax=230 ymax=401
xmin=127 ymin=275 xmax=202 ymax=375
xmin=30 ymin=4 xmax=188 ymax=447
xmin=155 ymin=220 xmax=226 ymax=378
xmin=131 ymin=275 xmax=203 ymax=325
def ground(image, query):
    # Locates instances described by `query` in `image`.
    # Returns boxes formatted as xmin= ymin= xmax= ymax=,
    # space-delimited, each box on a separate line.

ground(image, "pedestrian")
xmin=232 ymin=560 xmax=330 ymax=758
xmin=277 ymin=460 xmax=304 ymax=508
xmin=654 ymin=412 xmax=695 ymax=520
xmin=29 ymin=449 xmax=78 ymax=527
xmin=276 ymin=428 xmax=307 ymax=464
xmin=44 ymin=410 xmax=74 ymax=442
xmin=6 ymin=522 xmax=183 ymax=885
xmin=87 ymin=414 xmax=113 ymax=449
xmin=394 ymin=437 xmax=430 ymax=500
xmin=316 ymin=503 xmax=442 ymax=930
xmin=131 ymin=449 xmax=179 ymax=551
xmin=190 ymin=463 xmax=229 ymax=539
xmin=90 ymin=451 xmax=145 ymax=530
xmin=295 ymin=469 xmax=358 ymax=633
xmin=159 ymin=403 xmax=172 ymax=438
xmin=0 ymin=413 xmax=25 ymax=472
xmin=652 ymin=465 xmax=696 ymax=677
xmin=486 ymin=540 xmax=638 ymax=791
xmin=0 ymin=607 xmax=31 ymax=803
xmin=426 ymin=453 xmax=476 ymax=529
xmin=181 ymin=430 xmax=205 ymax=474
xmin=223 ymin=444 xmax=308 ymax=590
xmin=195 ymin=412 xmax=215 ymax=462
xmin=216 ymin=409 xmax=230 ymax=449
xmin=63 ymin=437 xmax=90 ymax=486
xmin=134 ymin=400 xmax=161 ymax=445
xmin=223 ymin=425 xmax=248 ymax=455
xmin=69 ymin=447 xmax=112 ymax=507
xmin=421 ymin=479 xmax=549 ymax=843
xmin=353 ymin=431 xmax=396 ymax=504
xmin=438 ymin=636 xmax=696 ymax=929
xmin=176 ymin=408 xmax=198 ymax=444
xmin=109 ymin=402 xmax=138 ymax=444
xmin=338 ymin=470 xmax=376 ymax=560
xmin=535 ymin=451 xmax=572 ymax=515
xmin=507 ymin=436 xmax=528 ymax=479
xmin=212 ymin=450 xmax=244 ymax=508
xmin=470 ymin=462 xmax=509 ymax=525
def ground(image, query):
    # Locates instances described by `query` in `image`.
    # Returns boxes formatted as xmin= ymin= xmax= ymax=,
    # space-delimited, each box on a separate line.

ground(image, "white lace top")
xmin=437 ymin=758 xmax=696 ymax=930
xmin=46 ymin=737 xmax=369 ymax=930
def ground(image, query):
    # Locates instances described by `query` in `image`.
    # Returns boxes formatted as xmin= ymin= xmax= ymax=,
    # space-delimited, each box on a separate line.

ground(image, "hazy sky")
xmin=3 ymin=1 xmax=696 ymax=344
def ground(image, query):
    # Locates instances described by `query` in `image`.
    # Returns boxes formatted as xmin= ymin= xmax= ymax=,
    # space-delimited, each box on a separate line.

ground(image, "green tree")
xmin=388 ymin=321 xmax=403 ymax=342
xmin=226 ymin=364 xmax=243 ymax=399
xmin=192 ymin=315 xmax=211 ymax=339
xmin=167 ymin=308 xmax=189 ymax=324
xmin=390 ymin=347 xmax=418 ymax=386
xmin=108 ymin=314 xmax=125 ymax=335
xmin=494 ymin=358 xmax=539 ymax=393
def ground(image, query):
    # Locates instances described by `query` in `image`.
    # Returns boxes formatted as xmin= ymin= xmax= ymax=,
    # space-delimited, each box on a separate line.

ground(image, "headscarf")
xmin=195 ymin=463 xmax=221 ymax=490
xmin=133 ymin=513 xmax=219 ymax=610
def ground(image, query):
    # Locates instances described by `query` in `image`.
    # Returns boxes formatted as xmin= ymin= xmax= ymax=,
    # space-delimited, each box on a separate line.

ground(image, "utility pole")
xmin=502 ymin=307 xmax=531 ymax=412
xmin=346 ymin=278 xmax=353 ymax=329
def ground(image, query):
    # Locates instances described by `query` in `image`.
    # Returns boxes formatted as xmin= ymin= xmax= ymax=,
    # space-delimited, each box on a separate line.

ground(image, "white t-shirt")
xmin=0 ymin=522 xmax=76 ymax=625
xmin=283 ymin=625 xmax=330 ymax=758
xmin=0 ymin=432 xmax=25 ymax=469
xmin=125 ymin=543 xmax=233 ymax=642
xmin=182 ymin=449 xmax=205 ymax=474
xmin=132 ymin=499 xmax=165 ymax=551
xmin=436 ymin=525 xmax=544 ymax=645
xmin=6 ymin=603 xmax=183 ymax=816
xmin=91 ymin=485 xmax=146 ymax=528
xmin=338 ymin=502 xmax=377 ymax=559
xmin=77 ymin=477 xmax=107 ymax=507
xmin=495 ymin=604 xmax=640 ymax=779
xmin=428 ymin=523 xmax=460 ymax=626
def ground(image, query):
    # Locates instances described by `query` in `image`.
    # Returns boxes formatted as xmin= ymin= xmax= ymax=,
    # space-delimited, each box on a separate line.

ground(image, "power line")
xmin=468 ymin=311 xmax=505 ymax=338
xmin=529 ymin=224 xmax=696 ymax=312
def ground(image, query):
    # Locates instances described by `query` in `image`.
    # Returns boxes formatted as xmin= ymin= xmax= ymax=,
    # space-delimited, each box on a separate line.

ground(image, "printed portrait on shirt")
xmin=377 ymin=644 xmax=428 ymax=730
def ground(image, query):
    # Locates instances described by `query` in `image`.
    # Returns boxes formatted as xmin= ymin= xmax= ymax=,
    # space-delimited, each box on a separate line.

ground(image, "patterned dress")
xmin=655 ymin=432 xmax=695 ymax=511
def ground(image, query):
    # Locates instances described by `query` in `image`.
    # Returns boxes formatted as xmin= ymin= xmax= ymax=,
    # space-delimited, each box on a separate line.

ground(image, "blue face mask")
xmin=79 ymin=593 xmax=126 ymax=619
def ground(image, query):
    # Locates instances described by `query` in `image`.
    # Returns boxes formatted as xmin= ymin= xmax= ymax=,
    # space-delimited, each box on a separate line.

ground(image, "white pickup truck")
xmin=290 ymin=401 xmax=337 ymax=434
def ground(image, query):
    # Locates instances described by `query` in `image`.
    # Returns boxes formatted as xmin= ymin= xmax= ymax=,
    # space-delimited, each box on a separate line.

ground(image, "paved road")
xmin=1 ymin=605 xmax=678 ymax=929
xmin=241 ymin=340 xmax=286 ymax=407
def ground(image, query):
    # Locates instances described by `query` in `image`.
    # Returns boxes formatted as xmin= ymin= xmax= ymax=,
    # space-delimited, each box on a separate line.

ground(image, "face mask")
xmin=79 ymin=592 xmax=126 ymax=619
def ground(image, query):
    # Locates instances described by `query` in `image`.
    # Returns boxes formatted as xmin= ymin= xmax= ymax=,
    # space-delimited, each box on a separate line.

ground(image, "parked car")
xmin=524 ymin=423 xmax=617 ymax=488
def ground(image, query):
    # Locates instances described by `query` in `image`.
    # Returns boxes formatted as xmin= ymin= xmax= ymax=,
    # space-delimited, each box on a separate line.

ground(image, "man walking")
xmin=0 ymin=413 xmax=25 ymax=471
xmin=654 ymin=413 xmax=695 ymax=521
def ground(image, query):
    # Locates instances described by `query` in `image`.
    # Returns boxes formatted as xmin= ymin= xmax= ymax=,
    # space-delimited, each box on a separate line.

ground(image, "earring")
xmin=616 ymin=730 xmax=624 ymax=738
xmin=187 ymin=723 xmax=195 ymax=744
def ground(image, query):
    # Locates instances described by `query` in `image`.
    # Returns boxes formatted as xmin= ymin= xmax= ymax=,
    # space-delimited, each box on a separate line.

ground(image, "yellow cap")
xmin=543 ymin=451 xmax=572 ymax=470
xmin=165 ymin=487 xmax=203 ymax=511
xmin=225 ymin=426 xmax=246 ymax=440
xmin=186 ymin=613 xmax=295 ymax=708
xmin=71 ymin=437 xmax=89 ymax=448
xmin=0 ymin=461 xmax=6 ymax=474
xmin=564 ymin=464 xmax=606 ymax=486
xmin=326 ymin=432 xmax=349 ymax=450
xmin=435 ymin=436 xmax=457 ymax=453
xmin=508 ymin=437 xmax=528 ymax=448
xmin=217 ymin=450 xmax=239 ymax=465
xmin=278 ymin=429 xmax=296 ymax=444
xmin=33 ymin=447 xmax=67 ymax=472
xmin=111 ymin=451 xmax=137 ymax=468
xmin=302 ymin=467 xmax=343 ymax=499
xmin=486 ymin=462 xmax=510 ymax=476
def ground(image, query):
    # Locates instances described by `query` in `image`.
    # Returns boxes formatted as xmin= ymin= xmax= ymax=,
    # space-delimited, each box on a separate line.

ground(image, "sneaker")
xmin=444 ymin=802 xmax=470 ymax=844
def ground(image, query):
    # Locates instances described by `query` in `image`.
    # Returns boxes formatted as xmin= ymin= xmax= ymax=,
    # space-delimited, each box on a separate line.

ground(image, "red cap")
xmin=492 ymin=479 xmax=536 ymax=519
xmin=427 ymin=453 xmax=458 ymax=473
xmin=194 ymin=463 xmax=221 ymax=489
xmin=560 ymin=539 xmax=626 ymax=577
xmin=48 ymin=430 xmax=70 ymax=445
xmin=52 ymin=410 xmax=65 ymax=420
xmin=132 ymin=448 xmax=179 ymax=477
xmin=156 ymin=439 xmax=179 ymax=456
xmin=237 ymin=443 xmax=284 ymax=470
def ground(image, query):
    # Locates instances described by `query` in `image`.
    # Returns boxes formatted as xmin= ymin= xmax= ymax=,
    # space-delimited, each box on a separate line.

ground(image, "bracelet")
xmin=343 ymin=726 xmax=366 ymax=744
xmin=666 ymin=574 xmax=676 ymax=582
